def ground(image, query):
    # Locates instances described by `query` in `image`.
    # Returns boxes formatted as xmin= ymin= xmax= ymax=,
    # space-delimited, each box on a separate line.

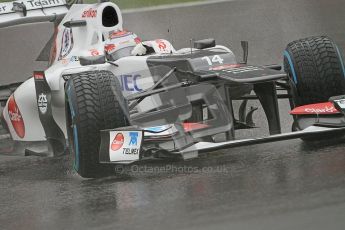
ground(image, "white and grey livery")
xmin=1 ymin=0 xmax=345 ymax=178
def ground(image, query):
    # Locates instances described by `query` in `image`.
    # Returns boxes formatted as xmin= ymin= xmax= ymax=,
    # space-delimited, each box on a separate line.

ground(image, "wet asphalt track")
xmin=1 ymin=0 xmax=345 ymax=229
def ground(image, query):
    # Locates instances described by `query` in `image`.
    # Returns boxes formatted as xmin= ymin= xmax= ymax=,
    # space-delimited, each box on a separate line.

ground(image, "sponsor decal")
xmin=304 ymin=107 xmax=337 ymax=113
xmin=134 ymin=37 xmax=142 ymax=44
xmin=109 ymin=131 xmax=142 ymax=162
xmin=0 ymin=0 xmax=64 ymax=15
xmin=59 ymin=28 xmax=74 ymax=60
xmin=210 ymin=64 xmax=243 ymax=71
xmin=61 ymin=56 xmax=79 ymax=65
xmin=27 ymin=0 xmax=63 ymax=8
xmin=37 ymin=93 xmax=48 ymax=114
xmin=82 ymin=8 xmax=97 ymax=18
xmin=155 ymin=39 xmax=167 ymax=52
xmin=119 ymin=75 xmax=143 ymax=92
xmin=156 ymin=39 xmax=167 ymax=51
xmin=7 ymin=95 xmax=25 ymax=138
xmin=151 ymin=39 xmax=173 ymax=54
xmin=129 ymin=132 xmax=138 ymax=146
xmin=109 ymin=30 xmax=133 ymax=39
xmin=122 ymin=148 xmax=140 ymax=155
xmin=290 ymin=102 xmax=340 ymax=115
xmin=111 ymin=133 xmax=124 ymax=151
xmin=34 ymin=72 xmax=44 ymax=80
xmin=90 ymin=49 xmax=100 ymax=56
xmin=105 ymin=44 xmax=116 ymax=53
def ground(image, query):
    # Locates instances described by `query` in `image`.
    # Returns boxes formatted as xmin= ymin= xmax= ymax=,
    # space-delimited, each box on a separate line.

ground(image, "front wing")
xmin=99 ymin=125 xmax=345 ymax=165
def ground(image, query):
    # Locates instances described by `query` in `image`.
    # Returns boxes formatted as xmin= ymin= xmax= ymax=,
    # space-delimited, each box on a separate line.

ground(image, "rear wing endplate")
xmin=0 ymin=0 xmax=69 ymax=29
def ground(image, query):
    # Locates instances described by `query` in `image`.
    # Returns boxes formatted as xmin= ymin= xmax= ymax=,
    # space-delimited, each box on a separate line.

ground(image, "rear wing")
xmin=0 ymin=0 xmax=70 ymax=29
xmin=0 ymin=0 xmax=77 ymax=99
xmin=0 ymin=81 xmax=22 ymax=104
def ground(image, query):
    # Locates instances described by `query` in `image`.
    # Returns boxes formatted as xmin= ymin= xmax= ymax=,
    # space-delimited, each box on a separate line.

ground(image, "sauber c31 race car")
xmin=1 ymin=0 xmax=345 ymax=178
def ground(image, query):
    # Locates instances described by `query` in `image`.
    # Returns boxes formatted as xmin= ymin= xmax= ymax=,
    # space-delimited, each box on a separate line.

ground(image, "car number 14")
xmin=202 ymin=55 xmax=224 ymax=65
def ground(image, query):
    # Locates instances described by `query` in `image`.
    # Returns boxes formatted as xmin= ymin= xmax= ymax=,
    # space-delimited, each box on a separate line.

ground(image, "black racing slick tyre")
xmin=65 ymin=71 xmax=129 ymax=178
xmin=284 ymin=36 xmax=345 ymax=106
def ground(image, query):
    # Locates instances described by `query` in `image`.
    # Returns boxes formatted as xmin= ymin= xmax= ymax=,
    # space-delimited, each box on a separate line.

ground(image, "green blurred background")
xmin=0 ymin=0 xmax=206 ymax=9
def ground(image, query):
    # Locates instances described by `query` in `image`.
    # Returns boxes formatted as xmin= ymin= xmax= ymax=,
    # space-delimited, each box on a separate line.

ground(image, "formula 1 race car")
xmin=1 ymin=0 xmax=345 ymax=178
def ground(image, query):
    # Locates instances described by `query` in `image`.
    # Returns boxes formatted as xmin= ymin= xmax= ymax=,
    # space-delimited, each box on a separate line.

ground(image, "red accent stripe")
xmin=183 ymin=123 xmax=208 ymax=132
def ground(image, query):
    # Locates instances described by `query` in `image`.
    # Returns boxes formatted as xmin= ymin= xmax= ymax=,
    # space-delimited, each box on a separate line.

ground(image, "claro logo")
xmin=111 ymin=133 xmax=124 ymax=151
xmin=7 ymin=95 xmax=25 ymax=138
xmin=305 ymin=106 xmax=337 ymax=114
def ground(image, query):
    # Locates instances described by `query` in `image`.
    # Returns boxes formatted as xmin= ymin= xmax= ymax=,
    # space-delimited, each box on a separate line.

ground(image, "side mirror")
xmin=194 ymin=38 xmax=216 ymax=49
xmin=79 ymin=55 xmax=106 ymax=66
xmin=63 ymin=20 xmax=87 ymax=28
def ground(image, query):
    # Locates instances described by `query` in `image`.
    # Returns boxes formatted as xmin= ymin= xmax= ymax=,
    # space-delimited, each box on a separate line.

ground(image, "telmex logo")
xmin=129 ymin=132 xmax=138 ymax=146
xmin=82 ymin=8 xmax=97 ymax=18
xmin=111 ymin=133 xmax=124 ymax=151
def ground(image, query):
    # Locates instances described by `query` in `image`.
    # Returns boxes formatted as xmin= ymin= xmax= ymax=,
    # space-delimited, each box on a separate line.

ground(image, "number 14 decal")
xmin=202 ymin=55 xmax=224 ymax=65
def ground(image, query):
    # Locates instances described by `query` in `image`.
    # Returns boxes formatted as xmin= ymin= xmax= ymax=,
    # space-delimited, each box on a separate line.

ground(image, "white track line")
xmin=123 ymin=0 xmax=235 ymax=14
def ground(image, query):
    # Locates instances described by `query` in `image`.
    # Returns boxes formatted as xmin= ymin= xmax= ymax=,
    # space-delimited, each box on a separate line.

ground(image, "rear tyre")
xmin=284 ymin=36 xmax=345 ymax=106
xmin=65 ymin=71 xmax=129 ymax=178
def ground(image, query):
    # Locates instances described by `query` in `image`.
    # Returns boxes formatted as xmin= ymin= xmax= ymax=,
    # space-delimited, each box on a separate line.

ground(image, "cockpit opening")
xmin=102 ymin=6 xmax=119 ymax=27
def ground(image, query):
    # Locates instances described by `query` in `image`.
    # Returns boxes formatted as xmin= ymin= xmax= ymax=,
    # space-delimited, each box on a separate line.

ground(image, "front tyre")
xmin=284 ymin=36 xmax=345 ymax=106
xmin=284 ymin=36 xmax=345 ymax=141
xmin=65 ymin=71 xmax=129 ymax=178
